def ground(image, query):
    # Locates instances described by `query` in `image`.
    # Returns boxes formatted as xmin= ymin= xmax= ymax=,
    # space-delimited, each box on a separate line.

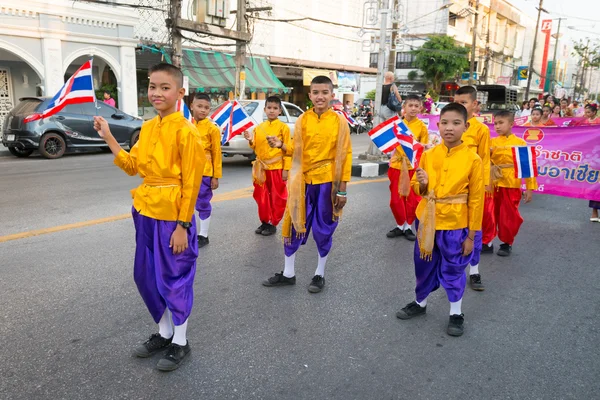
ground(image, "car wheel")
xmin=8 ymin=147 xmax=34 ymax=158
xmin=39 ymin=132 xmax=66 ymax=159
xmin=129 ymin=130 xmax=140 ymax=150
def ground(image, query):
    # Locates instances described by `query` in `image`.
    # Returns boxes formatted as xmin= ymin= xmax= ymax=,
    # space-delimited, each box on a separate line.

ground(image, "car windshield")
xmin=242 ymin=101 xmax=259 ymax=116
xmin=12 ymin=99 xmax=46 ymax=115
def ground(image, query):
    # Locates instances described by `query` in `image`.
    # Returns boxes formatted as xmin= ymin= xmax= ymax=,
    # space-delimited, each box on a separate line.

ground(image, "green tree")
xmin=412 ymin=36 xmax=469 ymax=92
xmin=365 ymin=89 xmax=376 ymax=100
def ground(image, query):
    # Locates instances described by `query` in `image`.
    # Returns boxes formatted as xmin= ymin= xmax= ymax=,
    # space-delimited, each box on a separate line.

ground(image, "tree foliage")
xmin=365 ymin=89 xmax=376 ymax=100
xmin=412 ymin=36 xmax=470 ymax=91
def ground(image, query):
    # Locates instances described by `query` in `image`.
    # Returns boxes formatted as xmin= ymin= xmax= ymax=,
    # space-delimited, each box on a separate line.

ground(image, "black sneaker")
xmin=308 ymin=275 xmax=325 ymax=293
xmin=469 ymin=274 xmax=485 ymax=291
xmin=404 ymin=228 xmax=417 ymax=241
xmin=447 ymin=314 xmax=465 ymax=337
xmin=255 ymin=223 xmax=269 ymax=234
xmin=482 ymin=243 xmax=494 ymax=254
xmin=156 ymin=342 xmax=191 ymax=371
xmin=396 ymin=301 xmax=427 ymax=320
xmin=386 ymin=227 xmax=404 ymax=238
xmin=133 ymin=333 xmax=172 ymax=358
xmin=261 ymin=224 xmax=277 ymax=236
xmin=197 ymin=235 xmax=209 ymax=248
xmin=497 ymin=243 xmax=512 ymax=257
xmin=262 ymin=272 xmax=296 ymax=287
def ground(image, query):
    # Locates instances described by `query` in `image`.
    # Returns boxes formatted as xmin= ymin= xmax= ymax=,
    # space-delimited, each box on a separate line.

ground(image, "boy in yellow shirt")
xmin=387 ymin=94 xmax=429 ymax=241
xmin=190 ymin=93 xmax=222 ymax=248
xmin=93 ymin=63 xmax=205 ymax=371
xmin=488 ymin=111 xmax=537 ymax=256
xmin=396 ymin=103 xmax=483 ymax=337
xmin=262 ymin=76 xmax=352 ymax=293
xmin=243 ymin=96 xmax=291 ymax=236
xmin=454 ymin=86 xmax=490 ymax=291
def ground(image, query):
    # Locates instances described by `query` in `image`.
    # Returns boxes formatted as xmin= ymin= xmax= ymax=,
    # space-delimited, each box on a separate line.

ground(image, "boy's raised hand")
xmin=267 ymin=135 xmax=282 ymax=149
xmin=415 ymin=168 xmax=428 ymax=185
xmin=93 ymin=116 xmax=111 ymax=139
xmin=243 ymin=130 xmax=253 ymax=141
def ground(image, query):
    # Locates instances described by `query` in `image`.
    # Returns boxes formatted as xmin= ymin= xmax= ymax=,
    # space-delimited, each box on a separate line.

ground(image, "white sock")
xmin=449 ymin=299 xmax=462 ymax=315
xmin=397 ymin=224 xmax=403 ymax=230
xmin=158 ymin=309 xmax=173 ymax=339
xmin=403 ymin=222 xmax=411 ymax=231
xmin=469 ymin=263 xmax=479 ymax=275
xmin=314 ymin=254 xmax=328 ymax=277
xmin=172 ymin=319 xmax=188 ymax=346
xmin=416 ymin=298 xmax=427 ymax=307
xmin=283 ymin=254 xmax=296 ymax=278
xmin=199 ymin=216 xmax=211 ymax=237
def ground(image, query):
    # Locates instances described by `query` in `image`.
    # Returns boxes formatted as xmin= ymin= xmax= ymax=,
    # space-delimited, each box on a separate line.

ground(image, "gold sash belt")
xmin=252 ymin=155 xmax=283 ymax=185
xmin=142 ymin=176 xmax=181 ymax=188
xmin=390 ymin=154 xmax=411 ymax=197
xmin=490 ymin=163 xmax=512 ymax=184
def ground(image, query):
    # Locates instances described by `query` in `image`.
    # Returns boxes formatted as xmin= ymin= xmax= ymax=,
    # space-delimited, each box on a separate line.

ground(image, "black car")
xmin=2 ymin=97 xmax=142 ymax=159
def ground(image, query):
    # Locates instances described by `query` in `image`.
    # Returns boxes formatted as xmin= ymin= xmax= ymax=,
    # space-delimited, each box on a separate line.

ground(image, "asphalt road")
xmin=0 ymin=137 xmax=598 ymax=400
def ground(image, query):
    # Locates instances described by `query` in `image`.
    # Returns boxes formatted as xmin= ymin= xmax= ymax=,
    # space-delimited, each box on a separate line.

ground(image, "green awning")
xmin=166 ymin=49 xmax=286 ymax=93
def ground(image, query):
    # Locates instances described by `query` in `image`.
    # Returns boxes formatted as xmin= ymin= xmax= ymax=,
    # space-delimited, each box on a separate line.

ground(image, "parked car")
xmin=222 ymin=100 xmax=304 ymax=159
xmin=2 ymin=97 xmax=142 ymax=159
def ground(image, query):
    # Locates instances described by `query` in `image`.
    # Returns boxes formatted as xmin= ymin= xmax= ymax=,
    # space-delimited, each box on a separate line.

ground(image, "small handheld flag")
xmin=210 ymin=100 xmax=257 ymax=144
xmin=335 ymin=110 xmax=357 ymax=127
xmin=368 ymin=116 xmax=402 ymax=153
xmin=395 ymin=119 xmax=422 ymax=168
xmin=176 ymin=99 xmax=194 ymax=123
xmin=512 ymin=146 xmax=538 ymax=178
xmin=24 ymin=59 xmax=95 ymax=123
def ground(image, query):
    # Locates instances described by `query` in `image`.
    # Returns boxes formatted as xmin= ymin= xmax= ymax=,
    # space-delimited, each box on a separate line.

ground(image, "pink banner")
xmin=416 ymin=115 xmax=600 ymax=201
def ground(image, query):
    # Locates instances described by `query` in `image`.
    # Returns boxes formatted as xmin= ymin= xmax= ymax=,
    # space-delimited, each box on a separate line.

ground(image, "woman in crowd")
xmin=551 ymin=104 xmax=562 ymax=119
xmin=541 ymin=105 xmax=557 ymax=126
xmin=579 ymin=103 xmax=600 ymax=125
xmin=523 ymin=107 xmax=544 ymax=127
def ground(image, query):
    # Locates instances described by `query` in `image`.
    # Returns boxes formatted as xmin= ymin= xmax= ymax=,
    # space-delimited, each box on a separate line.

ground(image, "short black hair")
xmin=404 ymin=94 xmax=422 ymax=102
xmin=265 ymin=96 xmax=282 ymax=108
xmin=542 ymin=105 xmax=552 ymax=112
xmin=560 ymin=98 xmax=568 ymax=103
xmin=310 ymin=75 xmax=334 ymax=91
xmin=440 ymin=103 xmax=468 ymax=122
xmin=104 ymin=90 xmax=111 ymax=95
xmin=585 ymin=103 xmax=598 ymax=113
xmin=494 ymin=110 xmax=514 ymax=121
xmin=529 ymin=98 xmax=538 ymax=103
xmin=148 ymin=63 xmax=184 ymax=88
xmin=531 ymin=107 xmax=543 ymax=116
xmin=455 ymin=85 xmax=477 ymax=101
xmin=193 ymin=92 xmax=211 ymax=102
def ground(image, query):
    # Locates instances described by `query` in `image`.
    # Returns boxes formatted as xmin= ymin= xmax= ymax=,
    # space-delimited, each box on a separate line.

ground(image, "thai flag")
xmin=335 ymin=110 xmax=357 ymax=127
xmin=368 ymin=116 xmax=401 ymax=153
xmin=512 ymin=146 xmax=538 ymax=178
xmin=395 ymin=119 xmax=423 ymax=168
xmin=176 ymin=99 xmax=194 ymax=123
xmin=210 ymin=100 xmax=257 ymax=144
xmin=24 ymin=59 xmax=95 ymax=123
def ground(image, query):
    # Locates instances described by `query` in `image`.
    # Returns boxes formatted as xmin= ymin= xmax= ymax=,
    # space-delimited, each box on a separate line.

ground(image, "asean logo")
xmin=522 ymin=128 xmax=545 ymax=144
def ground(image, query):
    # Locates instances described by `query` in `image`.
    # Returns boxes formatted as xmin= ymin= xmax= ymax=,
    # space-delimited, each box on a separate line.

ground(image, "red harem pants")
xmin=253 ymin=169 xmax=288 ymax=226
xmin=493 ymin=187 xmax=523 ymax=245
xmin=481 ymin=193 xmax=496 ymax=245
xmin=388 ymin=167 xmax=420 ymax=225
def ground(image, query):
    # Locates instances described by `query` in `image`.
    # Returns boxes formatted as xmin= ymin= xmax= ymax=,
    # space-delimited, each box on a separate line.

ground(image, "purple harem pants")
xmin=132 ymin=208 xmax=198 ymax=325
xmin=469 ymin=230 xmax=483 ymax=267
xmin=413 ymin=221 xmax=473 ymax=303
xmin=195 ymin=176 xmax=213 ymax=220
xmin=284 ymin=182 xmax=339 ymax=258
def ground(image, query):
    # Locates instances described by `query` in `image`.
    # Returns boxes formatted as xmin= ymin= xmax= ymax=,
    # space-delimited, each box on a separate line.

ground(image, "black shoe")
xmin=447 ymin=314 xmax=465 ymax=337
xmin=386 ymin=227 xmax=404 ymax=238
xmin=404 ymin=228 xmax=417 ymax=241
xmin=133 ymin=333 xmax=172 ymax=358
xmin=396 ymin=301 xmax=427 ymax=320
xmin=469 ymin=274 xmax=485 ymax=291
xmin=497 ymin=243 xmax=512 ymax=257
xmin=156 ymin=342 xmax=191 ymax=371
xmin=308 ymin=275 xmax=325 ymax=293
xmin=261 ymin=224 xmax=277 ymax=236
xmin=482 ymin=243 xmax=494 ymax=254
xmin=255 ymin=223 xmax=269 ymax=234
xmin=262 ymin=272 xmax=296 ymax=287
xmin=197 ymin=235 xmax=209 ymax=248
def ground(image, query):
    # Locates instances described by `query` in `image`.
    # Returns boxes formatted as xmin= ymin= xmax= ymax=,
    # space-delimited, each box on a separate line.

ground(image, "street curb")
xmin=351 ymin=161 xmax=389 ymax=178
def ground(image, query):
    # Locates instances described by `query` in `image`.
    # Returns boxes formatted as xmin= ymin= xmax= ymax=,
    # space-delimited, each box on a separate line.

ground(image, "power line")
xmin=73 ymin=0 xmax=165 ymax=11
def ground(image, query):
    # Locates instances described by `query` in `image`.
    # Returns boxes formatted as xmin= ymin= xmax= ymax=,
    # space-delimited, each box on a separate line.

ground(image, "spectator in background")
xmin=541 ymin=105 xmax=557 ymax=126
xmin=550 ymin=105 xmax=562 ymax=119
xmin=528 ymin=98 xmax=537 ymax=110
xmin=518 ymin=101 xmax=531 ymax=118
xmin=579 ymin=103 xmax=600 ymax=125
xmin=572 ymin=101 xmax=584 ymax=117
xmin=380 ymin=71 xmax=402 ymax=120
xmin=103 ymin=91 xmax=116 ymax=108
xmin=560 ymin=98 xmax=572 ymax=117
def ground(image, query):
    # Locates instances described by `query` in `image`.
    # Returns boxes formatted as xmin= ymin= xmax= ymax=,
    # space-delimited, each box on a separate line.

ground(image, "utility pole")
xmin=387 ymin=0 xmax=399 ymax=73
xmin=482 ymin=10 xmax=492 ymax=84
xmin=234 ymin=0 xmax=247 ymax=100
xmin=170 ymin=0 xmax=183 ymax=67
xmin=550 ymin=18 xmax=564 ymax=94
xmin=469 ymin=0 xmax=480 ymax=85
xmin=525 ymin=0 xmax=545 ymax=99
xmin=579 ymin=39 xmax=590 ymax=100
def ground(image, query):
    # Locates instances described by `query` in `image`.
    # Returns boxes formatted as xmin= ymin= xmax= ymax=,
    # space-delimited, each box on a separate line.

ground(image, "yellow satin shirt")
xmin=249 ymin=119 xmax=291 ymax=170
xmin=490 ymin=134 xmax=538 ymax=190
xmin=114 ymin=112 xmax=205 ymax=223
xmin=462 ymin=117 xmax=491 ymax=186
xmin=412 ymin=143 xmax=484 ymax=231
xmin=389 ymin=117 xmax=430 ymax=171
xmin=195 ymin=118 xmax=222 ymax=178
xmin=286 ymin=108 xmax=353 ymax=184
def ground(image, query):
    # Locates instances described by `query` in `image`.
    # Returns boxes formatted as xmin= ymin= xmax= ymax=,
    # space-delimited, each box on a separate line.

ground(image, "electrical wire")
xmin=73 ymin=0 xmax=165 ymax=11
